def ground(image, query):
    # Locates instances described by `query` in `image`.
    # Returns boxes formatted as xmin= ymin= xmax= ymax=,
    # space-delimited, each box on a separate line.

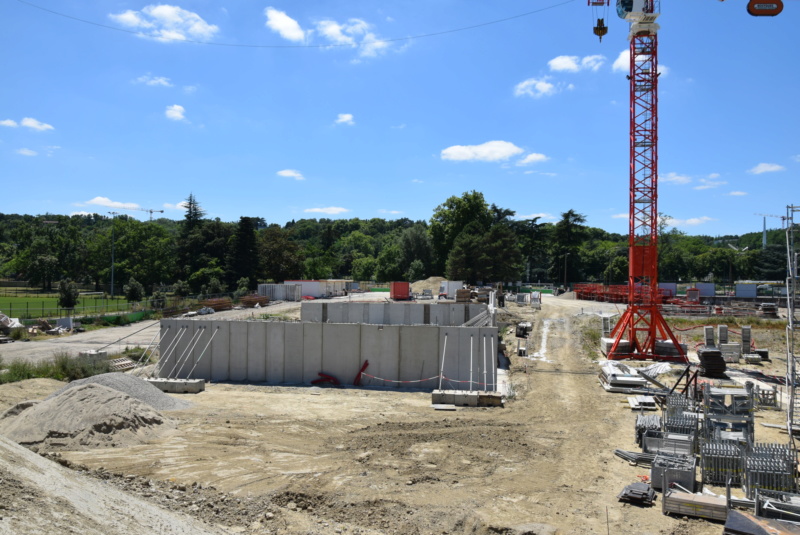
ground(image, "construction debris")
xmin=617 ymin=481 xmax=657 ymax=506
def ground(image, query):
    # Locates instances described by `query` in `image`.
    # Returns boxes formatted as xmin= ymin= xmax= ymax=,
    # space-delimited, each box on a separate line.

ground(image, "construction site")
xmin=1 ymin=2 xmax=798 ymax=535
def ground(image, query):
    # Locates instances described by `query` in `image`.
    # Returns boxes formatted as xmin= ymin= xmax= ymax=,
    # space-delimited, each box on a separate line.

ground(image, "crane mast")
xmin=597 ymin=0 xmax=687 ymax=362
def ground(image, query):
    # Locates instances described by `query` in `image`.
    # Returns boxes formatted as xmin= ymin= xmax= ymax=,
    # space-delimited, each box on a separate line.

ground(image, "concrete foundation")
xmin=158 ymin=318 xmax=498 ymax=392
xmin=301 ymin=302 xmax=489 ymax=326
xmin=146 ymin=378 xmax=206 ymax=393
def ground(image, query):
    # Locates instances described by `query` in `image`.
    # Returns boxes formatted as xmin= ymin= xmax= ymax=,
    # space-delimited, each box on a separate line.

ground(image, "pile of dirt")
xmin=0 ymin=383 xmax=171 ymax=452
xmin=410 ymin=276 xmax=445 ymax=294
xmin=47 ymin=372 xmax=192 ymax=410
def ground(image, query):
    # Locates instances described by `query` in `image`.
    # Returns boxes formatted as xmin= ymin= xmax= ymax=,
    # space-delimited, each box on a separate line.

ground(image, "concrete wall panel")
xmin=190 ymin=320 xmax=213 ymax=380
xmin=247 ymin=321 xmax=267 ymax=382
xmin=409 ymin=304 xmax=425 ymax=325
xmin=360 ymin=325 xmax=400 ymax=388
xmin=302 ymin=323 xmax=323 ymax=384
xmin=266 ymin=323 xmax=285 ymax=384
xmin=388 ymin=304 xmax=406 ymax=325
xmin=439 ymin=326 xmax=462 ymax=390
xmin=430 ymin=305 xmax=448 ymax=326
xmin=321 ymin=323 xmax=360 ymax=384
xmin=229 ymin=322 xmax=249 ymax=381
xmin=157 ymin=320 xmax=179 ymax=378
xmin=301 ymin=302 xmax=323 ymax=323
xmin=169 ymin=321 xmax=197 ymax=379
xmin=399 ymin=326 xmax=440 ymax=389
xmin=211 ymin=321 xmax=230 ymax=381
xmin=368 ymin=304 xmax=384 ymax=325
xmin=347 ymin=303 xmax=367 ymax=324
xmin=450 ymin=305 xmax=466 ymax=326
xmin=458 ymin=328 xmax=480 ymax=390
xmin=283 ymin=323 xmax=304 ymax=383
xmin=479 ymin=327 xmax=499 ymax=391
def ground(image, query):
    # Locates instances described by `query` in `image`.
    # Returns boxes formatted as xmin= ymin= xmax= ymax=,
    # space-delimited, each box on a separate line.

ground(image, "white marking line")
xmin=523 ymin=318 xmax=563 ymax=363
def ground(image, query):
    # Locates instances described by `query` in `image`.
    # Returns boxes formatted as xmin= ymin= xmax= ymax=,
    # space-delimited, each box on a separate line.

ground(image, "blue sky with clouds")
xmin=1 ymin=0 xmax=797 ymax=235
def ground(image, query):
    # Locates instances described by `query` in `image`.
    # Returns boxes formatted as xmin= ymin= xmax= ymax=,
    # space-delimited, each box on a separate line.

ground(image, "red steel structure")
xmin=595 ymin=1 xmax=687 ymax=363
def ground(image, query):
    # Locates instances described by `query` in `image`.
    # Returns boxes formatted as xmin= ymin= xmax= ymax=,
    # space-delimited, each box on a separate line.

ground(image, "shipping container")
xmin=389 ymin=281 xmax=411 ymax=300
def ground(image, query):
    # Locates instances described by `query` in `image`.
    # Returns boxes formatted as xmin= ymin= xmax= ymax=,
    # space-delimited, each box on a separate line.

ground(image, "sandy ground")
xmin=0 ymin=293 xmax=793 ymax=534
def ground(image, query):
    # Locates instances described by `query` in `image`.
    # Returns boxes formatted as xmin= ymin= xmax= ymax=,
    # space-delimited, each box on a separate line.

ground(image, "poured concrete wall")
xmin=301 ymin=302 xmax=490 ymax=326
xmin=158 ymin=318 xmax=498 ymax=391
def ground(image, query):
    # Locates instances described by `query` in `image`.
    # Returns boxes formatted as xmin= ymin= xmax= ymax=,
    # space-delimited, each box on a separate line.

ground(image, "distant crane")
xmin=755 ymin=212 xmax=787 ymax=248
xmin=134 ymin=207 xmax=165 ymax=221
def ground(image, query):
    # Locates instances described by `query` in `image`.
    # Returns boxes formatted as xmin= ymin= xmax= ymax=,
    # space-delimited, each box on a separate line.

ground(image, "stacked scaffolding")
xmin=786 ymin=206 xmax=800 ymax=445
xmin=701 ymin=383 xmax=755 ymax=445
xmin=701 ymin=441 xmax=744 ymax=486
xmin=635 ymin=413 xmax=662 ymax=446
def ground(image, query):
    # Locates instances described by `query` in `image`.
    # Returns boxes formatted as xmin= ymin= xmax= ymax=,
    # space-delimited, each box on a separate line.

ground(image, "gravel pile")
xmin=47 ymin=372 xmax=192 ymax=411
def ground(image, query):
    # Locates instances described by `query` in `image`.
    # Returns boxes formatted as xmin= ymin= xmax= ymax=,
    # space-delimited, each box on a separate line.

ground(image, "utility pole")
xmin=108 ymin=212 xmax=118 ymax=298
xmin=563 ymin=252 xmax=570 ymax=290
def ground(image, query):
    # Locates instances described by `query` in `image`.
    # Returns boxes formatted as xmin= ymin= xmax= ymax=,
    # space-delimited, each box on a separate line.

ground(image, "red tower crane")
xmin=591 ymin=0 xmax=687 ymax=363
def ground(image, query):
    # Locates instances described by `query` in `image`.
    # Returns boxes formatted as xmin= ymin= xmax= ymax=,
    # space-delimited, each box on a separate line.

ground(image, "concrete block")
xmin=600 ymin=337 xmax=631 ymax=355
xmin=431 ymin=389 xmax=455 ymax=404
xmin=247 ymin=321 xmax=267 ymax=382
xmin=302 ymin=323 xmax=323 ymax=384
xmin=453 ymin=390 xmax=478 ymax=407
xmin=360 ymin=325 xmax=400 ymax=388
xmin=477 ymin=392 xmax=503 ymax=407
xmin=210 ymin=321 xmax=230 ymax=381
xmin=655 ymin=340 xmax=688 ymax=357
xmin=266 ymin=322 xmax=285 ymax=384
xmin=229 ymin=322 xmax=248 ymax=381
xmin=147 ymin=378 xmax=205 ymax=394
xmin=321 ymin=323 xmax=360 ymax=384
xmin=283 ymin=323 xmax=304 ymax=383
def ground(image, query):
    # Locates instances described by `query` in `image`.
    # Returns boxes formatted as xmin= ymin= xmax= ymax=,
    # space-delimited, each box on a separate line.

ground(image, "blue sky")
xmin=1 ymin=0 xmax=797 ymax=236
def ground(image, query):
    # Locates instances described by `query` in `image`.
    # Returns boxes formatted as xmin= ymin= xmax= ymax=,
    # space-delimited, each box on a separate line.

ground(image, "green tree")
xmin=429 ymin=191 xmax=492 ymax=274
xmin=226 ymin=217 xmax=259 ymax=287
xmin=57 ymin=279 xmax=79 ymax=309
xmin=351 ymin=256 xmax=377 ymax=281
xmin=258 ymin=225 xmax=304 ymax=282
xmin=374 ymin=243 xmax=404 ymax=282
xmin=173 ymin=280 xmax=191 ymax=297
xmin=123 ymin=277 xmax=145 ymax=302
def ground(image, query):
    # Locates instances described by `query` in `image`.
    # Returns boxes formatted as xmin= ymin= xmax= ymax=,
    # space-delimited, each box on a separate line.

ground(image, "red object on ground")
xmin=311 ymin=372 xmax=340 ymax=386
xmin=389 ymin=281 xmax=411 ymax=300
xmin=353 ymin=360 xmax=369 ymax=386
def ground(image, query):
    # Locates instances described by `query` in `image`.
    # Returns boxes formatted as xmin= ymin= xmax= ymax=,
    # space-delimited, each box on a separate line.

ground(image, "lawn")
xmin=0 ymin=295 xmax=132 ymax=319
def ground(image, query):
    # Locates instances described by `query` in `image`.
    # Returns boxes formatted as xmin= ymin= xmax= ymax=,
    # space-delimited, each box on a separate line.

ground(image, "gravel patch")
xmin=47 ymin=372 xmax=192 ymax=411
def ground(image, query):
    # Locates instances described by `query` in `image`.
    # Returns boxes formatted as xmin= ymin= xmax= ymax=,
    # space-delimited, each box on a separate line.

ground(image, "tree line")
xmin=0 ymin=191 xmax=788 ymax=296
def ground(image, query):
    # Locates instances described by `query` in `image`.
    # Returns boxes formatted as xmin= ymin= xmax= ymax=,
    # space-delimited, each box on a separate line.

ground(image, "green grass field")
xmin=0 ymin=295 xmax=132 ymax=319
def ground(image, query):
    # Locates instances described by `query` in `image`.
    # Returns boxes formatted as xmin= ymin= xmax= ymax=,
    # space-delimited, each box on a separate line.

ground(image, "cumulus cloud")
xmin=748 ymin=162 xmax=785 ymax=174
xmin=277 ymin=169 xmax=305 ymax=181
xmin=21 ymin=117 xmax=54 ymax=131
xmin=660 ymin=172 xmax=691 ymax=185
xmin=16 ymin=148 xmax=37 ymax=156
xmin=165 ymin=104 xmax=186 ymax=121
xmin=612 ymin=49 xmax=668 ymax=75
xmin=80 ymin=196 xmax=141 ymax=210
xmin=663 ymin=215 xmax=714 ymax=227
xmin=109 ymin=5 xmax=219 ymax=42
xmin=694 ymin=178 xmax=727 ymax=190
xmin=611 ymin=213 xmax=628 ymax=219
xmin=0 ymin=119 xmax=18 ymax=127
xmin=304 ymin=207 xmax=350 ymax=215
xmin=335 ymin=113 xmax=354 ymax=125
xmin=514 ymin=77 xmax=558 ymax=98
xmin=548 ymin=54 xmax=605 ymax=72
xmin=265 ymin=7 xmax=307 ymax=42
xmin=517 ymin=153 xmax=549 ymax=166
xmin=441 ymin=141 xmax=524 ymax=162
xmin=135 ymin=73 xmax=173 ymax=86
xmin=315 ymin=18 xmax=390 ymax=58
xmin=516 ymin=212 xmax=554 ymax=220
xmin=378 ymin=209 xmax=402 ymax=214
xmin=728 ymin=191 xmax=748 ymax=196
xmin=163 ymin=201 xmax=189 ymax=210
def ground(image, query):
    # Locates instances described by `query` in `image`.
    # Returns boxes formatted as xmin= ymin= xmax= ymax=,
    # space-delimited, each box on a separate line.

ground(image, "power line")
xmin=13 ymin=0 xmax=575 ymax=49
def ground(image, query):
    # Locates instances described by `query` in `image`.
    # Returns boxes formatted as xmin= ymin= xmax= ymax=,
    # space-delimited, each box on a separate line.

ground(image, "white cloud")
xmin=165 ymin=104 xmax=186 ymax=121
xmin=548 ymin=54 xmax=605 ymax=72
xmin=694 ymin=178 xmax=727 ymax=190
xmin=748 ymin=162 xmax=785 ymax=174
xmin=514 ymin=77 xmax=558 ymax=98
xmin=304 ymin=207 xmax=350 ymax=215
xmin=359 ymin=33 xmax=390 ymax=58
xmin=335 ymin=113 xmax=354 ymax=126
xmin=792 ymin=155 xmax=800 ymax=163
xmin=517 ymin=153 xmax=549 ymax=166
xmin=21 ymin=117 xmax=54 ymax=131
xmin=411 ymin=179 xmax=423 ymax=183
xmin=315 ymin=18 xmax=390 ymax=58
xmin=16 ymin=148 xmax=37 ymax=156
xmin=660 ymin=172 xmax=691 ymax=185
xmin=183 ymin=85 xmax=197 ymax=94
xmin=611 ymin=213 xmax=628 ymax=219
xmin=163 ymin=201 xmax=189 ymax=210
xmin=378 ymin=209 xmax=402 ymax=214
xmin=277 ymin=169 xmax=305 ymax=181
xmin=728 ymin=191 xmax=748 ymax=196
xmin=110 ymin=5 xmax=219 ymax=42
xmin=265 ymin=7 xmax=306 ymax=42
xmin=708 ymin=172 xmax=720 ymax=179
xmin=135 ymin=73 xmax=173 ymax=87
xmin=441 ymin=140 xmax=524 ymax=162
xmin=317 ymin=19 xmax=358 ymax=46
xmin=612 ymin=50 xmax=629 ymax=72
xmin=658 ymin=64 xmax=670 ymax=77
xmin=663 ymin=215 xmax=714 ymax=227
xmin=81 ymin=196 xmax=141 ymax=210
xmin=0 ymin=119 xmax=18 ymax=127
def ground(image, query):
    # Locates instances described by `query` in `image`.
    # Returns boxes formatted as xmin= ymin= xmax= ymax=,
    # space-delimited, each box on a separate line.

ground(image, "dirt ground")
xmin=0 ymin=294 xmax=793 ymax=535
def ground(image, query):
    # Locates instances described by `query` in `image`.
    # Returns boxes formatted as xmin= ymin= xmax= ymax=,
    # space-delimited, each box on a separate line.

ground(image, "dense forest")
xmin=0 ymin=191 xmax=788 ymax=296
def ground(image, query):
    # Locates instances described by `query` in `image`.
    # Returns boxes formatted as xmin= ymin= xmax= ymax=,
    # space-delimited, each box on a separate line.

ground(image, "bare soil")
xmin=0 ymin=294 xmax=792 ymax=534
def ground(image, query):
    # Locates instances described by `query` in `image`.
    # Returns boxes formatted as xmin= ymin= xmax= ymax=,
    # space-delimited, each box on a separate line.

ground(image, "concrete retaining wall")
xmin=157 ymin=319 xmax=498 ymax=391
xmin=300 ymin=302 xmax=490 ymax=326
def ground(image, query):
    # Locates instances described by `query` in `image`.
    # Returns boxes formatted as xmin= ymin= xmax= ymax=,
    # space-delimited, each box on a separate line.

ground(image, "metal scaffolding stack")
xmin=743 ymin=451 xmax=797 ymax=499
xmin=701 ymin=441 xmax=744 ymax=486
xmin=663 ymin=393 xmax=693 ymax=418
xmin=664 ymin=414 xmax=698 ymax=436
xmin=701 ymin=383 xmax=755 ymax=446
xmin=635 ymin=413 xmax=662 ymax=446
xmin=786 ymin=206 xmax=800 ymax=445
